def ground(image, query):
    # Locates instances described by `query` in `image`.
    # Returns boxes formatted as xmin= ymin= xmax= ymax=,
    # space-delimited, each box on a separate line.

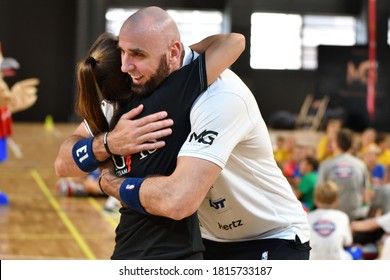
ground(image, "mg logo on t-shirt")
xmin=333 ymin=163 xmax=353 ymax=178
xmin=189 ymin=129 xmax=218 ymax=145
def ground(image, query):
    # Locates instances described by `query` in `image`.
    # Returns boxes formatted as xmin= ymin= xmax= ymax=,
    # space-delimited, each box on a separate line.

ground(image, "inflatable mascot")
xmin=0 ymin=42 xmax=39 ymax=162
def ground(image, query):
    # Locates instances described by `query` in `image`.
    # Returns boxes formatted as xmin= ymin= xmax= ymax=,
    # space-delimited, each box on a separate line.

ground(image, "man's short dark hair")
xmin=336 ymin=128 xmax=354 ymax=152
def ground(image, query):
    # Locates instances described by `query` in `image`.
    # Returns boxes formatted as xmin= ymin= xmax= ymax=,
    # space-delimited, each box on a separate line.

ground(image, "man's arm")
xmin=100 ymin=156 xmax=221 ymax=220
xmin=100 ymin=84 xmax=252 ymax=219
xmin=55 ymin=105 xmax=174 ymax=177
xmin=142 ymin=156 xmax=221 ymax=219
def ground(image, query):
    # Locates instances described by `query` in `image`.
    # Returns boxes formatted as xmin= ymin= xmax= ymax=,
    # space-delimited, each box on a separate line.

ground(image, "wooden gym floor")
xmin=0 ymin=122 xmax=119 ymax=260
xmin=0 ymin=122 xmax=323 ymax=260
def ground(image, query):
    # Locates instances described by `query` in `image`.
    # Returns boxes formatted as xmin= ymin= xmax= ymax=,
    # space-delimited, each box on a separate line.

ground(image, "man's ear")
xmin=169 ymin=41 xmax=182 ymax=64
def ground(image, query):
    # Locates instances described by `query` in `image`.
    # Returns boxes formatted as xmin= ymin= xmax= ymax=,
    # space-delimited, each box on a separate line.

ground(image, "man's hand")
xmin=55 ymin=104 xmax=173 ymax=177
xmin=106 ymin=104 xmax=174 ymax=156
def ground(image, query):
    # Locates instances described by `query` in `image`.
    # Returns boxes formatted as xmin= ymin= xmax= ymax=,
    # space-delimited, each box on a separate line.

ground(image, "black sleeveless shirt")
xmin=110 ymin=52 xmax=207 ymax=259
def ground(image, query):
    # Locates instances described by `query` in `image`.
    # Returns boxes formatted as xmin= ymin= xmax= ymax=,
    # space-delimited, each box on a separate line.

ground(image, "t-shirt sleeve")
xmin=152 ymin=52 xmax=208 ymax=114
xmin=176 ymin=51 xmax=208 ymax=94
xmin=178 ymin=90 xmax=255 ymax=168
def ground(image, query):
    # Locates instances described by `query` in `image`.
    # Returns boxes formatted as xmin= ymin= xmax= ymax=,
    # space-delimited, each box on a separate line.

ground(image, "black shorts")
xmin=203 ymin=235 xmax=311 ymax=260
xmin=181 ymin=252 xmax=204 ymax=260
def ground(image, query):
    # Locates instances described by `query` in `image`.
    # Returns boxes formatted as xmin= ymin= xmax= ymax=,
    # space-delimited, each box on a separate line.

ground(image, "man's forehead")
xmin=119 ymin=32 xmax=166 ymax=55
xmin=119 ymin=32 xmax=144 ymax=49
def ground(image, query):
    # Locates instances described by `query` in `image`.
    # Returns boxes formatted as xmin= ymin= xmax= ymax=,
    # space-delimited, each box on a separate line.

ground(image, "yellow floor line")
xmin=87 ymin=197 xmax=119 ymax=229
xmin=30 ymin=169 xmax=96 ymax=260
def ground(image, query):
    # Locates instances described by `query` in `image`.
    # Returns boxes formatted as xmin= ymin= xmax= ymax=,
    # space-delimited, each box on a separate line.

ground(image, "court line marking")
xmin=7 ymin=137 xmax=23 ymax=159
xmin=30 ymin=169 xmax=96 ymax=260
xmin=87 ymin=197 xmax=119 ymax=229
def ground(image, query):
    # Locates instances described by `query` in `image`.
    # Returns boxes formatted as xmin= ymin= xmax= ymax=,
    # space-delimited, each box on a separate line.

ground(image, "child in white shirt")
xmin=308 ymin=181 xmax=354 ymax=260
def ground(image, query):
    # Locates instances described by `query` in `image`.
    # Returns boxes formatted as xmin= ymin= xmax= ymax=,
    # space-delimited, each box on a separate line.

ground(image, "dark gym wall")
xmin=233 ymin=0 xmax=363 ymax=127
xmin=0 ymin=0 xmax=77 ymax=122
xmin=375 ymin=1 xmax=390 ymax=132
xmin=1 ymin=0 xmax=389 ymax=131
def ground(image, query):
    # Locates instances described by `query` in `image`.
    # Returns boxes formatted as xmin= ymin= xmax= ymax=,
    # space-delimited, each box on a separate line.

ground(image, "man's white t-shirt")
xmin=178 ymin=56 xmax=310 ymax=243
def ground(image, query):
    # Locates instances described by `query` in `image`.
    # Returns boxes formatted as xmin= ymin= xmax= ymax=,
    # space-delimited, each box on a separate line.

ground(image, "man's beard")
xmin=130 ymin=55 xmax=170 ymax=96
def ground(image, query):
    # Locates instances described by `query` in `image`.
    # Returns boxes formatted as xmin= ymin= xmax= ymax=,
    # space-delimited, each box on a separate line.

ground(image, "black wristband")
xmin=98 ymin=176 xmax=107 ymax=195
xmin=103 ymin=132 xmax=114 ymax=155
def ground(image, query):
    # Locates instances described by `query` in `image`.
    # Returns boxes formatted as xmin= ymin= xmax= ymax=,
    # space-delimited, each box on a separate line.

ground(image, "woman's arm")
xmin=189 ymin=33 xmax=245 ymax=85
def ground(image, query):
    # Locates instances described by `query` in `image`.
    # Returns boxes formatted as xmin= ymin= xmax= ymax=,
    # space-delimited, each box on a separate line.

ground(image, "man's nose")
xmin=121 ymin=55 xmax=135 ymax=73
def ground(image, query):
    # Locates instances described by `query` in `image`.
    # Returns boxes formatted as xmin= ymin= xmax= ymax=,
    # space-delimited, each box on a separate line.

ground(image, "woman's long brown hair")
xmin=75 ymin=32 xmax=132 ymax=135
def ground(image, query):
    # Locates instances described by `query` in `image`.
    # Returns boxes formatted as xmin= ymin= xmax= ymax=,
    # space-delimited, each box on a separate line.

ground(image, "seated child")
xmin=307 ymin=181 xmax=354 ymax=260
